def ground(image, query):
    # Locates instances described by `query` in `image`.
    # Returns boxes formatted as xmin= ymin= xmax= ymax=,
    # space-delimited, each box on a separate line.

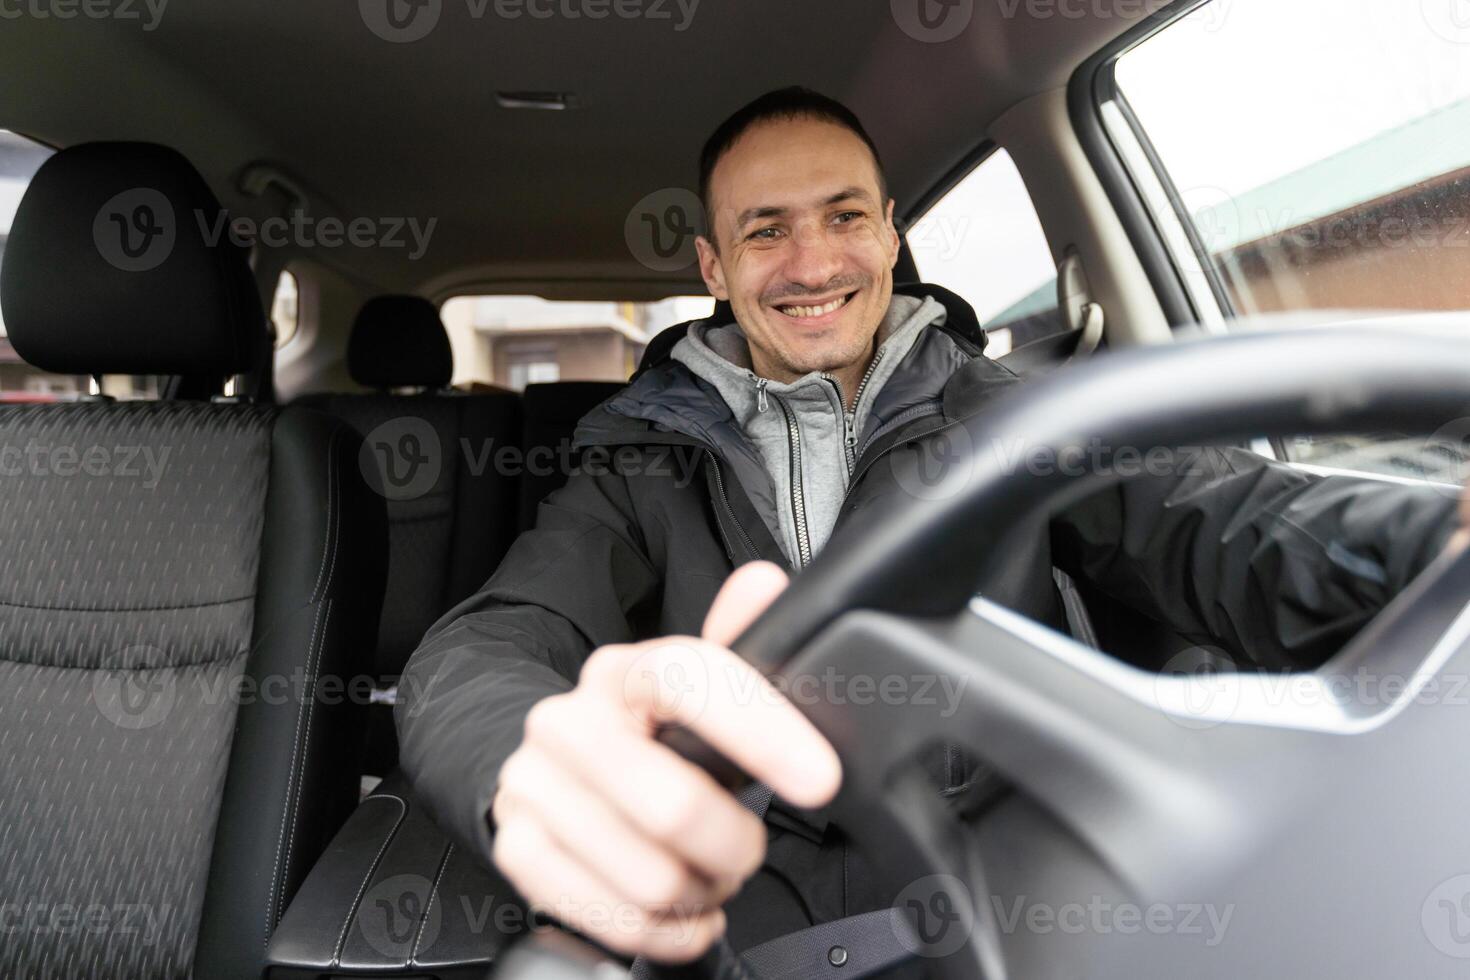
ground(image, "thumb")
xmin=701 ymin=560 xmax=790 ymax=648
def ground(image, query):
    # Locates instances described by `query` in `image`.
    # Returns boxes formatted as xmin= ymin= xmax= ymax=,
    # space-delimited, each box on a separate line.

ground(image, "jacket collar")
xmin=573 ymin=282 xmax=1016 ymax=451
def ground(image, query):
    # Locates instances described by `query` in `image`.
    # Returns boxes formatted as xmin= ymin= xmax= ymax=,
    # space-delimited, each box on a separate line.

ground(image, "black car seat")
xmin=297 ymin=296 xmax=521 ymax=772
xmin=0 ymin=141 xmax=387 ymax=980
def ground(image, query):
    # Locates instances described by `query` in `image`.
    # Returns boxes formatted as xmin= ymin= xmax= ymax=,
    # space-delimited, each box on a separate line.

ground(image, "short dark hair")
xmin=697 ymin=86 xmax=889 ymax=238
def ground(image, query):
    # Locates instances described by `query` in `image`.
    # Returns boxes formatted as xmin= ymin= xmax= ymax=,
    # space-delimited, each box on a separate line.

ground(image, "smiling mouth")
xmin=774 ymin=290 xmax=857 ymax=319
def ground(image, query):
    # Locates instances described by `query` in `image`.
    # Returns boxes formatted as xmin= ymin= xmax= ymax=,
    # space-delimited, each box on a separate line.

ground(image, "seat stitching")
xmin=310 ymin=430 xmax=341 ymax=601
xmin=264 ymin=427 xmax=343 ymax=949
xmin=332 ymin=794 xmax=408 ymax=967
xmin=264 ymin=596 xmax=328 ymax=949
xmin=410 ymin=842 xmax=454 ymax=965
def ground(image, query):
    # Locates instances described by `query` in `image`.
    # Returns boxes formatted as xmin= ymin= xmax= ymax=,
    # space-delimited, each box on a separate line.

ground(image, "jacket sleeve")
xmin=1051 ymin=446 xmax=1460 ymax=670
xmin=395 ymin=465 xmax=662 ymax=866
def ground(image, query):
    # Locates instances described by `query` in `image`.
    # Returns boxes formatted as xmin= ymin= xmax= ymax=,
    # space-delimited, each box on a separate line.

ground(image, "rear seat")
xmin=298 ymin=296 xmax=521 ymax=772
xmin=518 ymin=380 xmax=625 ymax=529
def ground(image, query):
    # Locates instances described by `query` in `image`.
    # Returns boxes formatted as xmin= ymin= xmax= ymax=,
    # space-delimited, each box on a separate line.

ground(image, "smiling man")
xmin=397 ymin=88 xmax=1464 ymax=974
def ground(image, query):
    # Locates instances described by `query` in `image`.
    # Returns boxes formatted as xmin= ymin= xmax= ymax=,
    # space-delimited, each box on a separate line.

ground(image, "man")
xmin=397 ymin=88 xmax=1463 ymax=967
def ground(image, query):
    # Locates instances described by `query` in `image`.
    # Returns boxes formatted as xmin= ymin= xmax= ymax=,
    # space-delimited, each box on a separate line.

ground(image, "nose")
xmin=780 ymin=218 xmax=844 ymax=293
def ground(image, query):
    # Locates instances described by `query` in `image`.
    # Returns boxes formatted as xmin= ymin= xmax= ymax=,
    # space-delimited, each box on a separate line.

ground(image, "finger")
xmin=494 ymin=817 xmax=726 ymax=963
xmin=499 ymin=743 xmax=737 ymax=909
xmin=701 ymin=560 xmax=789 ymax=647
xmin=598 ymin=639 xmax=842 ymax=809
xmin=526 ymin=697 xmax=767 ymax=883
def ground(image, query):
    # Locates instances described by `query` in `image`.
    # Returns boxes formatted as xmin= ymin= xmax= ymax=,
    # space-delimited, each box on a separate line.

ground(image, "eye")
xmin=832 ymin=210 xmax=865 ymax=225
xmin=748 ymin=226 xmax=783 ymax=242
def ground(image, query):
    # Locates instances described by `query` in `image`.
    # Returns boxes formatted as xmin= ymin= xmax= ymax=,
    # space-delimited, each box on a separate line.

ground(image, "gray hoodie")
xmin=670 ymin=293 xmax=945 ymax=566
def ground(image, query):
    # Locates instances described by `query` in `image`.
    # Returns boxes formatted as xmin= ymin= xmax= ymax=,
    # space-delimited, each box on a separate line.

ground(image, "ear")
xmin=696 ymin=236 xmax=729 ymax=301
xmin=883 ymin=199 xmax=901 ymax=269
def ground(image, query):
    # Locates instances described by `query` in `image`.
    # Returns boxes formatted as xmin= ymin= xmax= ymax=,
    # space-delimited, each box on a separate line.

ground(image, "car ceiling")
xmin=0 ymin=0 xmax=1149 ymax=299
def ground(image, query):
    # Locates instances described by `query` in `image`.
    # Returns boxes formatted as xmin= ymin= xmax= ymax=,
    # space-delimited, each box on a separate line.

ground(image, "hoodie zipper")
xmin=770 ymin=393 xmax=812 ymax=567
xmin=823 ymin=348 xmax=885 ymax=478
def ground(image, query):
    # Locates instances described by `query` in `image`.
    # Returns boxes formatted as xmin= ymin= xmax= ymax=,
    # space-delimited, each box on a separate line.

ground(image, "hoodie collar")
xmin=668 ymin=293 xmax=943 ymax=427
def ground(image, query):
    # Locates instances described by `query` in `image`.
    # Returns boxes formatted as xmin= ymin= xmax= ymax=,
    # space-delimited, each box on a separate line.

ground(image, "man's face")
xmin=696 ymin=116 xmax=901 ymax=382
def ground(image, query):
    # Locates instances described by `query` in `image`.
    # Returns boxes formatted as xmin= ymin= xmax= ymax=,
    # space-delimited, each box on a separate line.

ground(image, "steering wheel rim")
xmin=727 ymin=322 xmax=1470 ymax=979
xmin=499 ymin=323 xmax=1470 ymax=979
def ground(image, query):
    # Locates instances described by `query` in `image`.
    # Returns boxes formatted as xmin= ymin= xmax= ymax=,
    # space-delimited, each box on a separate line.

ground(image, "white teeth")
xmin=778 ymin=294 xmax=849 ymax=318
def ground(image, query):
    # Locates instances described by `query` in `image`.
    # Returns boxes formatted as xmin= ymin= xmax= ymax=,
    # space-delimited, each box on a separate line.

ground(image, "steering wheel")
xmin=494 ymin=323 xmax=1470 ymax=979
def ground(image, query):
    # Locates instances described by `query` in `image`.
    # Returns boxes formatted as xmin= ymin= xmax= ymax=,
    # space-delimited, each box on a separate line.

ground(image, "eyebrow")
xmin=733 ymin=186 xmax=874 ymax=233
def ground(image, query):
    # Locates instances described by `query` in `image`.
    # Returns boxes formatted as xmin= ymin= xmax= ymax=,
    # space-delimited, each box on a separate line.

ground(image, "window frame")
xmin=1066 ymin=0 xmax=1221 ymax=331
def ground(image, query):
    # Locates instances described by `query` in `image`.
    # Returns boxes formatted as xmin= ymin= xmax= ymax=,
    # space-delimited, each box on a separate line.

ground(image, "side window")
xmin=908 ymin=148 xmax=1061 ymax=356
xmin=1112 ymin=0 xmax=1470 ymax=482
xmin=271 ymin=270 xmax=299 ymax=348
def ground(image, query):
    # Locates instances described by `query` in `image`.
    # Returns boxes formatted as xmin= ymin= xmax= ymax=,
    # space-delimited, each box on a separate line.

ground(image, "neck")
xmin=749 ymin=339 xmax=874 ymax=412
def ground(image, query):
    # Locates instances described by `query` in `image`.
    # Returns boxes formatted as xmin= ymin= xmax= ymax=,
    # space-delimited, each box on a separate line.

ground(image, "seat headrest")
xmin=347 ymin=295 xmax=452 ymax=389
xmin=0 ymin=142 xmax=269 ymax=377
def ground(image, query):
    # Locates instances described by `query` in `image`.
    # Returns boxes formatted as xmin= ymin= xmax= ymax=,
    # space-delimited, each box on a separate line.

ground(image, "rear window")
xmin=440 ymin=294 xmax=714 ymax=391
xmin=0 ymin=130 xmax=69 ymax=402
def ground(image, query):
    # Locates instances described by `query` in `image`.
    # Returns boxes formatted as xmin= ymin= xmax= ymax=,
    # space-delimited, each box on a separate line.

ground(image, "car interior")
xmin=3 ymin=0 xmax=1470 ymax=977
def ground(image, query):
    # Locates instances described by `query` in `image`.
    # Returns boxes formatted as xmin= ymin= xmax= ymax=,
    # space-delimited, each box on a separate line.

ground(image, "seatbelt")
xmin=630 ymin=908 xmax=918 ymax=980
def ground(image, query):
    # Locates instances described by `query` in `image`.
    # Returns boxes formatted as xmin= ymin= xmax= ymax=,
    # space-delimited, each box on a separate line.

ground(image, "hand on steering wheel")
xmin=489 ymin=562 xmax=840 ymax=965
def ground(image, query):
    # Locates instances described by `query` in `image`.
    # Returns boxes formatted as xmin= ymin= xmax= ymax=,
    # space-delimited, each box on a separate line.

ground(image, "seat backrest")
xmin=0 ymin=142 xmax=386 ymax=980
xmin=297 ymin=296 xmax=521 ymax=680
xmin=518 ymin=380 xmax=626 ymax=529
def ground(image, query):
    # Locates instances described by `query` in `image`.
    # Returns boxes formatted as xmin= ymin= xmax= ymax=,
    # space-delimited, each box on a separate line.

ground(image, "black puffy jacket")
xmin=397 ymin=284 xmax=1457 ymax=948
